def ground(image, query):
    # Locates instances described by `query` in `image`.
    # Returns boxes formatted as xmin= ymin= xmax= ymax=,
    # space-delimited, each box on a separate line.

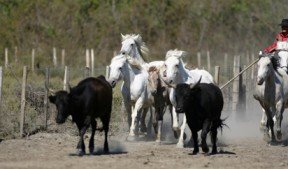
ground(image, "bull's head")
xmin=175 ymin=77 xmax=202 ymax=114
xmin=49 ymin=91 xmax=70 ymax=124
xmin=46 ymin=83 xmax=71 ymax=124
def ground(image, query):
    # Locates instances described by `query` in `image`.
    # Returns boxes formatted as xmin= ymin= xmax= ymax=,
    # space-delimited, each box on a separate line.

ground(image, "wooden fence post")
xmin=61 ymin=49 xmax=65 ymax=67
xmin=86 ymin=49 xmax=90 ymax=68
xmin=20 ymin=66 xmax=27 ymax=137
xmin=85 ymin=49 xmax=90 ymax=77
xmin=214 ymin=66 xmax=220 ymax=85
xmin=0 ymin=67 xmax=2 ymax=106
xmin=224 ymin=53 xmax=228 ymax=77
xmin=106 ymin=66 xmax=110 ymax=79
xmin=243 ymin=65 xmax=248 ymax=113
xmin=85 ymin=67 xmax=90 ymax=78
xmin=31 ymin=49 xmax=35 ymax=72
xmin=5 ymin=48 xmax=8 ymax=68
xmin=53 ymin=47 xmax=57 ymax=67
xmin=232 ymin=55 xmax=240 ymax=114
xmin=44 ymin=68 xmax=50 ymax=129
xmin=14 ymin=47 xmax=18 ymax=63
xmin=91 ymin=49 xmax=95 ymax=76
xmin=63 ymin=66 xmax=69 ymax=91
xmin=207 ymin=51 xmax=211 ymax=72
xmin=197 ymin=52 xmax=201 ymax=68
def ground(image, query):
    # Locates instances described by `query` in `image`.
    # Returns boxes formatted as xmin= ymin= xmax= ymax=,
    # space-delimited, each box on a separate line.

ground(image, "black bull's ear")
xmin=49 ymin=95 xmax=56 ymax=104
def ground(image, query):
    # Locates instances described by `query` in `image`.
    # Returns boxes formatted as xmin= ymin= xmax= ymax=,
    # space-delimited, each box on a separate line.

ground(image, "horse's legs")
xmin=172 ymin=107 xmax=180 ymax=138
xmin=140 ymin=107 xmax=149 ymax=135
xmin=176 ymin=114 xmax=187 ymax=148
xmin=155 ymin=105 xmax=166 ymax=143
xmin=265 ymin=108 xmax=276 ymax=142
xmin=275 ymin=101 xmax=284 ymax=141
xmin=128 ymin=100 xmax=143 ymax=140
xmin=123 ymin=100 xmax=132 ymax=128
xmin=89 ymin=119 xmax=97 ymax=154
xmin=260 ymin=108 xmax=267 ymax=128
xmin=169 ymin=90 xmax=180 ymax=138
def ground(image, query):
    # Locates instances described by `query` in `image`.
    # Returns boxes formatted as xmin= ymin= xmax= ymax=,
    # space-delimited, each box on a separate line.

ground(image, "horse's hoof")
xmin=176 ymin=142 xmax=184 ymax=148
xmin=259 ymin=123 xmax=266 ymax=132
xmin=192 ymin=149 xmax=199 ymax=155
xmin=89 ymin=148 xmax=94 ymax=155
xmin=155 ymin=139 xmax=161 ymax=145
xmin=202 ymin=146 xmax=209 ymax=153
xmin=103 ymin=148 xmax=109 ymax=154
xmin=183 ymin=132 xmax=187 ymax=140
xmin=77 ymin=149 xmax=85 ymax=156
xmin=276 ymin=131 xmax=282 ymax=141
xmin=126 ymin=135 xmax=137 ymax=142
xmin=263 ymin=131 xmax=271 ymax=142
xmin=138 ymin=131 xmax=147 ymax=136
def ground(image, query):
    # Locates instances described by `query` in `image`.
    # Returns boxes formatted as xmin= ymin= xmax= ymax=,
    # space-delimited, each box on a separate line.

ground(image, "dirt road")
xmin=0 ymin=131 xmax=288 ymax=169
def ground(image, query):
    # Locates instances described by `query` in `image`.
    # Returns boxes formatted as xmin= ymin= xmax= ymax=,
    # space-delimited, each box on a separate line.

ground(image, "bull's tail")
xmin=212 ymin=117 xmax=228 ymax=134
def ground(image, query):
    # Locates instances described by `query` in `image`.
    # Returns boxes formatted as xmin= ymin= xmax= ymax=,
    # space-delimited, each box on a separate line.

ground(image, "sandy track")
xmin=0 ymin=132 xmax=288 ymax=169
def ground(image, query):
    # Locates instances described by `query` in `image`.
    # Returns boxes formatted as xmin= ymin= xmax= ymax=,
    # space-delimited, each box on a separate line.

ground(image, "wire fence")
xmin=0 ymin=49 xmax=260 ymax=139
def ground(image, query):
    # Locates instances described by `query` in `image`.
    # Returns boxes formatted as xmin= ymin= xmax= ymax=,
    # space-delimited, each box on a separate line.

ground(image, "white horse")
xmin=163 ymin=49 xmax=214 ymax=148
xmin=254 ymin=53 xmax=288 ymax=142
xmin=120 ymin=34 xmax=173 ymax=142
xmin=259 ymin=50 xmax=287 ymax=128
xmin=107 ymin=54 xmax=154 ymax=141
xmin=120 ymin=34 xmax=165 ymax=70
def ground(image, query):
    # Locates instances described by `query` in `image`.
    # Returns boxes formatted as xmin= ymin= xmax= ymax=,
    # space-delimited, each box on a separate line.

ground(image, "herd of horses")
xmin=48 ymin=33 xmax=288 ymax=156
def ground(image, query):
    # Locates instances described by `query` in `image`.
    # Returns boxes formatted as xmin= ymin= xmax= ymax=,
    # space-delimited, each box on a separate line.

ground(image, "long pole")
xmin=220 ymin=58 xmax=259 ymax=90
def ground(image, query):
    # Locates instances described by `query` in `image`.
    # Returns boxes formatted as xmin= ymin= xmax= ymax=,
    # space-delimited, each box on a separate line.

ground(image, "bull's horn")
xmin=45 ymin=81 xmax=55 ymax=95
xmin=189 ymin=76 xmax=202 ymax=89
xmin=67 ymin=82 xmax=72 ymax=93
xmin=160 ymin=76 xmax=176 ymax=89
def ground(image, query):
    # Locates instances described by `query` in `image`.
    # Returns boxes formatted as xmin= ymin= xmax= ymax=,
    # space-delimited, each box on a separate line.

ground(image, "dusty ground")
xmin=1 ymin=100 xmax=288 ymax=169
xmin=0 ymin=130 xmax=288 ymax=169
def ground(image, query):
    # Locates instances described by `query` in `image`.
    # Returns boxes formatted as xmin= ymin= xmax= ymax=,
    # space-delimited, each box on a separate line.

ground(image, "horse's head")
xmin=163 ymin=49 xmax=187 ymax=84
xmin=107 ymin=54 xmax=128 ymax=88
xmin=257 ymin=56 xmax=273 ymax=85
xmin=148 ymin=66 xmax=161 ymax=95
xmin=120 ymin=34 xmax=148 ymax=64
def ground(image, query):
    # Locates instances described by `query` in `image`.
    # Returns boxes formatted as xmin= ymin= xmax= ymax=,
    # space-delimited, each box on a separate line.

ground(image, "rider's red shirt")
xmin=264 ymin=32 xmax=288 ymax=53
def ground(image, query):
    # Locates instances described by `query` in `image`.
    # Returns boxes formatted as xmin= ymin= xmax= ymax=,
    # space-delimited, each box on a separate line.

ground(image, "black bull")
xmin=175 ymin=82 xmax=225 ymax=155
xmin=48 ymin=75 xmax=112 ymax=156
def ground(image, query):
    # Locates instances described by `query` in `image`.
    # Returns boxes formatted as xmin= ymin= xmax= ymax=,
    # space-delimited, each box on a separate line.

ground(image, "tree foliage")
xmin=0 ymin=0 xmax=286 ymax=65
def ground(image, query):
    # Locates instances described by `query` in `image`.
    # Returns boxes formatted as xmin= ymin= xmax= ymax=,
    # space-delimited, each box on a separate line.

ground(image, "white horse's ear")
xmin=135 ymin=34 xmax=140 ymax=40
xmin=121 ymin=33 xmax=126 ymax=41
xmin=190 ymin=76 xmax=202 ymax=89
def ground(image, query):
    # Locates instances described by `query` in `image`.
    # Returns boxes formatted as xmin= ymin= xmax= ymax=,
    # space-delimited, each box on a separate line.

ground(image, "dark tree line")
xmin=0 ymin=0 xmax=286 ymax=66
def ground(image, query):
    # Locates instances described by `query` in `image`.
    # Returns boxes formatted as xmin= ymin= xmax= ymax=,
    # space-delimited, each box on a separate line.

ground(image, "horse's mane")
xmin=111 ymin=54 xmax=126 ymax=63
xmin=111 ymin=54 xmax=143 ymax=71
xmin=271 ymin=55 xmax=280 ymax=70
xmin=121 ymin=34 xmax=149 ymax=61
xmin=165 ymin=49 xmax=188 ymax=68
xmin=126 ymin=55 xmax=143 ymax=70
xmin=165 ymin=49 xmax=188 ymax=59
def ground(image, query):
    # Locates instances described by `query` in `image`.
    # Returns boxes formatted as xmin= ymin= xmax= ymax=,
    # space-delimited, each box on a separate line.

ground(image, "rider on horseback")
xmin=264 ymin=19 xmax=288 ymax=53
xmin=262 ymin=19 xmax=288 ymax=73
